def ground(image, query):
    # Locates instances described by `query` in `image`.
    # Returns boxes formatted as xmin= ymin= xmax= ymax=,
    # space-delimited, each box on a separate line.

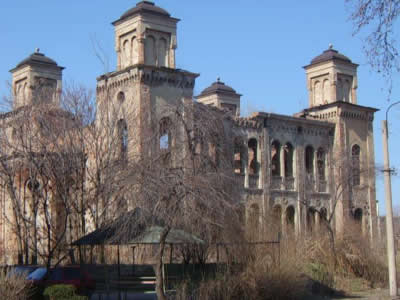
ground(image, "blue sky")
xmin=1 ymin=1 xmax=399 ymax=215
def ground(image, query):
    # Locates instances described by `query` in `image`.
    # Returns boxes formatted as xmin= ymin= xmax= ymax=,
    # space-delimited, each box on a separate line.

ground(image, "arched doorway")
xmin=285 ymin=206 xmax=295 ymax=235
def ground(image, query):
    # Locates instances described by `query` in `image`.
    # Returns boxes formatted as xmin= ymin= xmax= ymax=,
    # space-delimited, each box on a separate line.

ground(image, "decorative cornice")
xmin=96 ymin=65 xmax=198 ymax=92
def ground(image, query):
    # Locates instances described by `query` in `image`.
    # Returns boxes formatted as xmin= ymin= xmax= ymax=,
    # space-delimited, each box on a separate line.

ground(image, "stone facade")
xmin=0 ymin=1 xmax=378 ymax=265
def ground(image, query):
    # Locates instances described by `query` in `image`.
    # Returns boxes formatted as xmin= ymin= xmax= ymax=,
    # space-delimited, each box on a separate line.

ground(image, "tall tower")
xmin=304 ymin=45 xmax=358 ymax=107
xmin=96 ymin=2 xmax=198 ymax=159
xmin=9 ymin=49 xmax=64 ymax=109
xmin=112 ymin=1 xmax=179 ymax=70
xmin=302 ymin=46 xmax=378 ymax=241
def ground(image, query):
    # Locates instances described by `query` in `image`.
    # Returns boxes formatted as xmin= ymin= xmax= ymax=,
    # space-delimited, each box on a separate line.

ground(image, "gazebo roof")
xmin=72 ymin=208 xmax=204 ymax=246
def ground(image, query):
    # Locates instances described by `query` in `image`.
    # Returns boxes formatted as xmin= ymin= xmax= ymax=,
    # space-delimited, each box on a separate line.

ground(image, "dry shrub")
xmin=176 ymin=240 xmax=309 ymax=300
xmin=176 ymin=222 xmax=387 ymax=299
xmin=0 ymin=271 xmax=34 ymax=300
xmin=335 ymin=225 xmax=388 ymax=287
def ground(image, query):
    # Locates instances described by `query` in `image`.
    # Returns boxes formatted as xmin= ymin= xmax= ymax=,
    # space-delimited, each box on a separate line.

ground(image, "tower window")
xmin=159 ymin=117 xmax=171 ymax=150
xmin=317 ymin=148 xmax=325 ymax=180
xmin=284 ymin=143 xmax=294 ymax=177
xmin=352 ymin=144 xmax=361 ymax=186
xmin=118 ymin=119 xmax=128 ymax=155
xmin=305 ymin=146 xmax=314 ymax=175
xmin=271 ymin=141 xmax=281 ymax=176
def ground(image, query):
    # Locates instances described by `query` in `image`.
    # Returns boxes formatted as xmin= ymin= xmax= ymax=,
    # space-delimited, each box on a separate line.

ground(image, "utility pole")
xmin=382 ymin=101 xmax=400 ymax=297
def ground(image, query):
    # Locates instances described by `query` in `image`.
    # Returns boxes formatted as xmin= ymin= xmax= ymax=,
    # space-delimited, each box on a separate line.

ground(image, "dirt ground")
xmin=309 ymin=288 xmax=398 ymax=300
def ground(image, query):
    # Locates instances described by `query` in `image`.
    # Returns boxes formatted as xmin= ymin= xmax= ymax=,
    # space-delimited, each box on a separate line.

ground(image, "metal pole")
xmin=382 ymin=119 xmax=398 ymax=297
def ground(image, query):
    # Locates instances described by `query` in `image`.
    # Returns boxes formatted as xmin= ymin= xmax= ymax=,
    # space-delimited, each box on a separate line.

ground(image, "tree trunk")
xmin=155 ymin=226 xmax=170 ymax=300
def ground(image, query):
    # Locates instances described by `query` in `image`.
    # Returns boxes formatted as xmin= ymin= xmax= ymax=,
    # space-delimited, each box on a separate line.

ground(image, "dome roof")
xmin=199 ymin=79 xmax=239 ymax=97
xmin=310 ymin=46 xmax=352 ymax=65
xmin=119 ymin=1 xmax=170 ymax=21
xmin=15 ymin=50 xmax=62 ymax=69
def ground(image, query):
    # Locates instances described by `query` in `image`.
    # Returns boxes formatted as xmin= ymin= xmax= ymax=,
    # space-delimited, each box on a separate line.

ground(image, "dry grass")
xmin=175 ymin=223 xmax=388 ymax=300
xmin=0 ymin=270 xmax=34 ymax=300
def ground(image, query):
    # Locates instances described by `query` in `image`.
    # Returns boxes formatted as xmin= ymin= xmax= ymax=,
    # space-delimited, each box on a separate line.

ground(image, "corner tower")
xmin=9 ymin=49 xmax=64 ymax=109
xmin=304 ymin=45 xmax=358 ymax=107
xmin=301 ymin=47 xmax=378 ymax=242
xmin=112 ymin=1 xmax=179 ymax=70
xmin=96 ymin=2 xmax=198 ymax=160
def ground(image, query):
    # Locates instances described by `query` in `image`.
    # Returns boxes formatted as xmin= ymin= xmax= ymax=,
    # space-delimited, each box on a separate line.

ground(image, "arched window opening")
xmin=159 ymin=117 xmax=171 ymax=150
xmin=131 ymin=37 xmax=138 ymax=64
xmin=271 ymin=141 xmax=281 ymax=176
xmin=286 ymin=206 xmax=295 ymax=234
xmin=323 ymin=79 xmax=330 ymax=104
xmin=118 ymin=119 xmax=128 ymax=155
xmin=344 ymin=80 xmax=351 ymax=102
xmin=145 ymin=35 xmax=156 ymax=65
xmin=352 ymin=145 xmax=361 ymax=186
xmin=317 ymin=148 xmax=325 ymax=180
xmin=314 ymin=81 xmax=322 ymax=105
xmin=248 ymin=138 xmax=258 ymax=175
xmin=234 ymin=138 xmax=244 ymax=174
xmin=117 ymin=91 xmax=125 ymax=103
xmin=337 ymin=79 xmax=343 ymax=101
xmin=158 ymin=38 xmax=168 ymax=67
xmin=123 ymin=39 xmax=130 ymax=68
xmin=284 ymin=143 xmax=293 ymax=177
xmin=307 ymin=207 xmax=316 ymax=233
xmin=353 ymin=208 xmax=363 ymax=231
xmin=305 ymin=146 xmax=314 ymax=175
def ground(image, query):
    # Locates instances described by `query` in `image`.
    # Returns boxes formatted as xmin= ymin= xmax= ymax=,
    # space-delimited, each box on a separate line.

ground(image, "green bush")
xmin=43 ymin=284 xmax=88 ymax=300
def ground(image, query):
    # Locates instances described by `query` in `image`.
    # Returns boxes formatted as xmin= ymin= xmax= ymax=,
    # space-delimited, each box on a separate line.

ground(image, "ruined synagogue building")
xmin=0 ymin=1 xmax=378 ymax=264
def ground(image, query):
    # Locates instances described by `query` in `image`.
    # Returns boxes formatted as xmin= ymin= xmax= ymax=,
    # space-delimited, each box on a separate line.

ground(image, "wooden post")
xmin=117 ymin=245 xmax=121 ymax=280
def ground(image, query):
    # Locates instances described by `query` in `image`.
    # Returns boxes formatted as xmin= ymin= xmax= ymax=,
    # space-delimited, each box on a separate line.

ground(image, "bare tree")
xmin=111 ymin=101 xmax=243 ymax=300
xmin=347 ymin=0 xmax=400 ymax=95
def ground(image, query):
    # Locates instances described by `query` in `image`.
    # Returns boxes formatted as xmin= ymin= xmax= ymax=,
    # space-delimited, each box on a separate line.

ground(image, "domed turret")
xmin=10 ymin=49 xmax=63 ymax=109
xmin=112 ymin=1 xmax=179 ymax=70
xmin=197 ymin=78 xmax=242 ymax=116
xmin=304 ymin=45 xmax=358 ymax=108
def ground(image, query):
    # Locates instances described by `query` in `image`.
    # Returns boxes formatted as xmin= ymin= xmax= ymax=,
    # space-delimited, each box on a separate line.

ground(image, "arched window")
xmin=323 ymin=79 xmax=330 ymax=103
xmin=337 ymin=79 xmax=343 ymax=101
xmin=314 ymin=81 xmax=322 ymax=105
xmin=307 ymin=207 xmax=316 ymax=233
xmin=271 ymin=141 xmax=281 ymax=176
xmin=286 ymin=206 xmax=295 ymax=234
xmin=117 ymin=91 xmax=125 ymax=103
xmin=305 ymin=146 xmax=314 ymax=175
xmin=284 ymin=143 xmax=293 ymax=177
xmin=158 ymin=38 xmax=168 ymax=67
xmin=317 ymin=148 xmax=325 ymax=180
xmin=145 ymin=35 xmax=156 ymax=65
xmin=118 ymin=119 xmax=128 ymax=155
xmin=248 ymin=138 xmax=258 ymax=175
xmin=131 ymin=36 xmax=138 ymax=64
xmin=344 ymin=80 xmax=351 ymax=102
xmin=159 ymin=117 xmax=171 ymax=150
xmin=352 ymin=144 xmax=361 ymax=186
xmin=122 ymin=39 xmax=130 ymax=68
xmin=234 ymin=138 xmax=244 ymax=174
